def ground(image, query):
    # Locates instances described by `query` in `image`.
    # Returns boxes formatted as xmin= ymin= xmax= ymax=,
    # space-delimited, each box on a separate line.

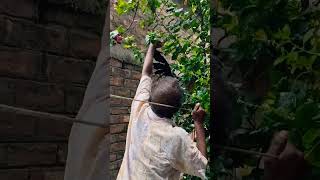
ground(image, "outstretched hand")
xmin=153 ymin=41 xmax=163 ymax=48
xmin=263 ymin=130 xmax=308 ymax=180
xmin=192 ymin=103 xmax=206 ymax=124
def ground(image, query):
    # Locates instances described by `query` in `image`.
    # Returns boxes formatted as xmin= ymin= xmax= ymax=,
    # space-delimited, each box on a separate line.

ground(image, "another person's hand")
xmin=192 ymin=103 xmax=206 ymax=124
xmin=263 ymin=130 xmax=308 ymax=180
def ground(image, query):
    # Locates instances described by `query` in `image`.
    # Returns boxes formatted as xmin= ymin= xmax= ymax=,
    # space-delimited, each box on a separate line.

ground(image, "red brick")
xmin=47 ymin=55 xmax=95 ymax=84
xmin=110 ymin=115 xmax=130 ymax=124
xmin=131 ymin=70 xmax=141 ymax=80
xmin=110 ymin=133 xmax=127 ymax=143
xmin=115 ymin=151 xmax=125 ymax=160
xmin=2 ymin=18 xmax=68 ymax=55
xmin=0 ymin=78 xmax=15 ymax=105
xmin=43 ymin=6 xmax=75 ymax=27
xmin=111 ymin=108 xmax=129 ymax=115
xmin=65 ymin=85 xmax=86 ymax=114
xmin=44 ymin=1 xmax=104 ymax=34
xmin=130 ymin=90 xmax=137 ymax=97
xmin=0 ymin=145 xmax=7 ymax=166
xmin=110 ymin=87 xmax=130 ymax=97
xmin=44 ymin=25 xmax=68 ymax=55
xmin=15 ymin=80 xmax=65 ymax=113
xmin=7 ymin=144 xmax=57 ymax=166
xmin=69 ymin=30 xmax=101 ymax=59
xmin=36 ymin=118 xmax=72 ymax=138
xmin=110 ymin=97 xmax=122 ymax=106
xmin=110 ymin=159 xmax=123 ymax=170
xmin=123 ymin=63 xmax=134 ymax=70
xmin=0 ymin=16 xmax=6 ymax=42
xmin=57 ymin=144 xmax=68 ymax=164
xmin=47 ymin=0 xmax=71 ymax=4
xmin=110 ymin=170 xmax=119 ymax=180
xmin=0 ymin=111 xmax=35 ymax=137
xmin=73 ymin=12 xmax=104 ymax=35
xmin=2 ymin=18 xmax=45 ymax=50
xmin=134 ymin=66 xmax=142 ymax=72
xmin=121 ymin=98 xmax=132 ymax=107
xmin=28 ymin=167 xmax=65 ymax=180
xmin=0 ymin=169 xmax=28 ymax=180
xmin=0 ymin=0 xmax=35 ymax=19
xmin=110 ymin=124 xmax=127 ymax=134
xmin=110 ymin=153 xmax=117 ymax=162
xmin=110 ymin=76 xmax=124 ymax=86
xmin=43 ymin=170 xmax=64 ymax=180
xmin=123 ymin=63 xmax=142 ymax=71
xmin=124 ymin=79 xmax=139 ymax=88
xmin=111 ymin=67 xmax=125 ymax=77
xmin=110 ymin=58 xmax=122 ymax=68
xmin=123 ymin=69 xmax=131 ymax=78
xmin=111 ymin=142 xmax=126 ymax=152
xmin=0 ymin=46 xmax=42 ymax=79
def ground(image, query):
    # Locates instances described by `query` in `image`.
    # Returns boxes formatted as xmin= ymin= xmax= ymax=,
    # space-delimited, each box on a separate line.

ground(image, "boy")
xmin=117 ymin=43 xmax=208 ymax=179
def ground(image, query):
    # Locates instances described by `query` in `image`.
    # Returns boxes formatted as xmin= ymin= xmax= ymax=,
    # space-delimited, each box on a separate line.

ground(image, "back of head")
xmin=150 ymin=76 xmax=183 ymax=119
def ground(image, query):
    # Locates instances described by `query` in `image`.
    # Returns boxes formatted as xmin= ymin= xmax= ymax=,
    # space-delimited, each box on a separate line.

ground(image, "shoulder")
xmin=167 ymin=126 xmax=191 ymax=146
xmin=140 ymin=75 xmax=152 ymax=83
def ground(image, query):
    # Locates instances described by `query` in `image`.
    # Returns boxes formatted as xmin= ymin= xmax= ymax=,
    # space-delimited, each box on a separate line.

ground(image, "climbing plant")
xmin=111 ymin=0 xmax=211 ymax=179
xmin=214 ymin=0 xmax=320 ymax=179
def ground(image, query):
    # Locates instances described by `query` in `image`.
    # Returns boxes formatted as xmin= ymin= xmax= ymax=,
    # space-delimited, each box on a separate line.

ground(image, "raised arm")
xmin=142 ymin=44 xmax=156 ymax=76
xmin=192 ymin=103 xmax=207 ymax=159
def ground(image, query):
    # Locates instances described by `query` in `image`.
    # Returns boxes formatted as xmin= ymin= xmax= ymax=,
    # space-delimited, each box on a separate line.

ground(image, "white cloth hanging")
xmin=64 ymin=8 xmax=110 ymax=180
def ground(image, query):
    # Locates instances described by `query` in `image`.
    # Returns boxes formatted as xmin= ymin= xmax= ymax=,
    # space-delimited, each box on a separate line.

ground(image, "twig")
xmin=214 ymin=145 xmax=279 ymax=159
xmin=290 ymin=42 xmax=320 ymax=56
xmin=124 ymin=1 xmax=139 ymax=33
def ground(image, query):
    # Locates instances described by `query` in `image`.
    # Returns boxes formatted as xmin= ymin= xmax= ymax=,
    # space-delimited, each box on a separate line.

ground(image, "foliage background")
xmin=214 ymin=0 xmax=320 ymax=179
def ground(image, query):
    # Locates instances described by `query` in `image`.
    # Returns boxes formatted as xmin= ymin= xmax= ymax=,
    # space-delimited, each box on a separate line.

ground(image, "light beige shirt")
xmin=117 ymin=75 xmax=208 ymax=180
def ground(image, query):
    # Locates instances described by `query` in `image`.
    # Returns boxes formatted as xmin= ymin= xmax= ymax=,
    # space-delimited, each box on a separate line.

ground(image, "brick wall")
xmin=0 ymin=0 xmax=104 ymax=179
xmin=109 ymin=45 xmax=142 ymax=179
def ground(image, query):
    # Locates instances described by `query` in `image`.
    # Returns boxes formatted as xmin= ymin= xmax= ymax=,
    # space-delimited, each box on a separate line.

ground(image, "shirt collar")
xmin=147 ymin=105 xmax=177 ymax=127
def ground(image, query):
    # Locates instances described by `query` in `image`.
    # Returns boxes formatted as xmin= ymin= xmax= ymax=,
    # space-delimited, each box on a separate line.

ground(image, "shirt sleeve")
xmin=130 ymin=75 xmax=152 ymax=115
xmin=169 ymin=128 xmax=208 ymax=179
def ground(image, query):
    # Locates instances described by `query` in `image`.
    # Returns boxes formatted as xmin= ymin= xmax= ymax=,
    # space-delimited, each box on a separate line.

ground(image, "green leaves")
xmin=115 ymin=0 xmax=136 ymax=15
xmin=216 ymin=0 xmax=320 ymax=178
xmin=295 ymin=102 xmax=320 ymax=129
xmin=303 ymin=28 xmax=315 ymax=44
xmin=255 ymin=29 xmax=267 ymax=41
xmin=145 ymin=31 xmax=161 ymax=45
xmin=147 ymin=0 xmax=160 ymax=13
xmin=303 ymin=129 xmax=320 ymax=150
xmin=273 ymin=24 xmax=291 ymax=40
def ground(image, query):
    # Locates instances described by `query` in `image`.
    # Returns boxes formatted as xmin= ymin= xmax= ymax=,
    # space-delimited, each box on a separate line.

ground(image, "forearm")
xmin=142 ymin=44 xmax=155 ymax=76
xmin=195 ymin=122 xmax=207 ymax=159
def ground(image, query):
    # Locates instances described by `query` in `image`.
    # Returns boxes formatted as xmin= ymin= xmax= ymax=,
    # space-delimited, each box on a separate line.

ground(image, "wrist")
xmin=149 ymin=43 xmax=156 ymax=49
xmin=194 ymin=121 xmax=204 ymax=127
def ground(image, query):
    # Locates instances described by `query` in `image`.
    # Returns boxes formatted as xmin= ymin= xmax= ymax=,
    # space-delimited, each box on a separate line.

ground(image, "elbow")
xmin=142 ymin=70 xmax=152 ymax=77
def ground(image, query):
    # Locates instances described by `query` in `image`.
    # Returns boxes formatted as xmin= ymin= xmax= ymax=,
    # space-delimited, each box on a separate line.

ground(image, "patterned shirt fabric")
xmin=117 ymin=75 xmax=208 ymax=180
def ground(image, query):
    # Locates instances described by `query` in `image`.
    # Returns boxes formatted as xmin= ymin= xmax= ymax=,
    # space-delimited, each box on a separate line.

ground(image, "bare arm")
xmin=142 ymin=44 xmax=156 ymax=76
xmin=192 ymin=103 xmax=207 ymax=159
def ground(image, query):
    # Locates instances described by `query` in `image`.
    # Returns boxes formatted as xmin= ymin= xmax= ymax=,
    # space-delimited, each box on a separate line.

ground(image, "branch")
xmin=124 ymin=1 xmax=139 ymax=33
